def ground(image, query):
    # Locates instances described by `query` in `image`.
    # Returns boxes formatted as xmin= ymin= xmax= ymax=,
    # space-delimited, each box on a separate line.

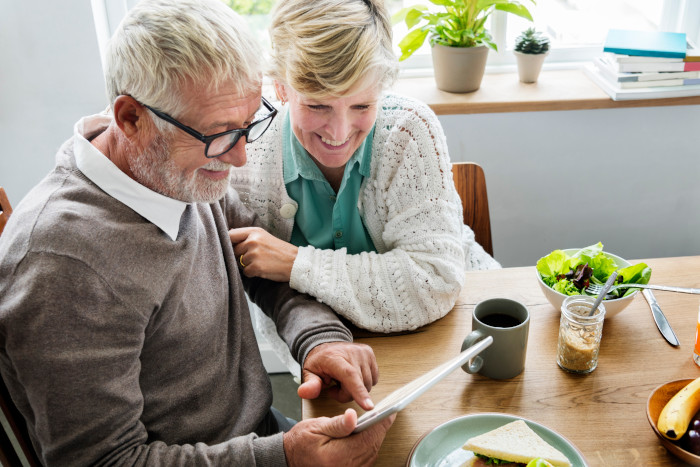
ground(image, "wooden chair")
xmin=0 ymin=187 xmax=42 ymax=466
xmin=450 ymin=162 xmax=494 ymax=257
xmin=0 ymin=187 xmax=12 ymax=238
xmin=0 ymin=378 xmax=41 ymax=466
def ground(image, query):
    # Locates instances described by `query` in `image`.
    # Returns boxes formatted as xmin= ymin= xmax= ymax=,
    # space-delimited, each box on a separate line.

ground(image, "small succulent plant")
xmin=514 ymin=27 xmax=550 ymax=55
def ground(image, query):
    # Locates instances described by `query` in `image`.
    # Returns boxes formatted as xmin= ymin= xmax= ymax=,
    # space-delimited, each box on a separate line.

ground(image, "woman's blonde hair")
xmin=268 ymin=0 xmax=398 ymax=98
xmin=105 ymin=0 xmax=262 ymax=119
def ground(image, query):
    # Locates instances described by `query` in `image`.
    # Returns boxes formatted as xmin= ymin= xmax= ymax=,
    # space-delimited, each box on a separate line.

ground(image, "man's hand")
xmin=0 ymin=187 xmax=12 ymax=237
xmin=283 ymin=408 xmax=395 ymax=467
xmin=229 ymin=227 xmax=298 ymax=282
xmin=299 ymin=342 xmax=378 ymax=411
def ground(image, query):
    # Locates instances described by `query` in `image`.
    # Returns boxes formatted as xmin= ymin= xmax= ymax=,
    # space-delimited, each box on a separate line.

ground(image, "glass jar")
xmin=557 ymin=295 xmax=606 ymax=374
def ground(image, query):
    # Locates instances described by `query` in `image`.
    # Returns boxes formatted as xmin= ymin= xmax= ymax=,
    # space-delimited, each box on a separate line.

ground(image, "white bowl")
xmin=536 ymin=248 xmax=639 ymax=318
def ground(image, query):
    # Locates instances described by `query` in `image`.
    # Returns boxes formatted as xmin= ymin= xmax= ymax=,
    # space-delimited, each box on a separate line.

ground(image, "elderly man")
xmin=0 ymin=0 xmax=393 ymax=465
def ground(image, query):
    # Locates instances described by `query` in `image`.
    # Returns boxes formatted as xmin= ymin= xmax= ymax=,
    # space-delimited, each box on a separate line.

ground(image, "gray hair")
xmin=105 ymin=0 xmax=263 ymax=123
xmin=268 ymin=0 xmax=398 ymax=98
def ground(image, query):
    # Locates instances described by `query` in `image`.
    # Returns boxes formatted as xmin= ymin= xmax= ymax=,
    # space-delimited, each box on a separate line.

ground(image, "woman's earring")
xmin=280 ymin=98 xmax=287 ymax=106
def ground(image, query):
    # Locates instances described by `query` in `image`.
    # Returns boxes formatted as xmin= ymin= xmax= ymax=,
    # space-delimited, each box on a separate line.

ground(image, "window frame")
xmin=91 ymin=0 xmax=140 ymax=73
xmin=92 ymin=0 xmax=700 ymax=79
xmin=397 ymin=0 xmax=698 ymax=76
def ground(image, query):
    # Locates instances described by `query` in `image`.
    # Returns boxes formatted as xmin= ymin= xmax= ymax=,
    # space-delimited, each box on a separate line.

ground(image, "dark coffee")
xmin=480 ymin=312 xmax=521 ymax=328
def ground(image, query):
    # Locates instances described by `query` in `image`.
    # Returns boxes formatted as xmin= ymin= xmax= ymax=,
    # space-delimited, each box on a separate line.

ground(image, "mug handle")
xmin=461 ymin=330 xmax=487 ymax=374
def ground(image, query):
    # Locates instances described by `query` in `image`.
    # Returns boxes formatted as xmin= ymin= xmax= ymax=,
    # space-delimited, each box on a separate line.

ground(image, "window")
xmin=91 ymin=0 xmax=276 ymax=73
xmin=92 ymin=0 xmax=700 ymax=78
xmin=219 ymin=0 xmax=274 ymax=50
xmin=91 ymin=0 xmax=140 ymax=72
xmin=395 ymin=0 xmax=700 ymax=74
xmin=500 ymin=0 xmax=699 ymax=67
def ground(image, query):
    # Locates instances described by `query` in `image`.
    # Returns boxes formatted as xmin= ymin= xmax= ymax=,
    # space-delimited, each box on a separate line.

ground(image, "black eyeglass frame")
xmin=142 ymin=96 xmax=277 ymax=158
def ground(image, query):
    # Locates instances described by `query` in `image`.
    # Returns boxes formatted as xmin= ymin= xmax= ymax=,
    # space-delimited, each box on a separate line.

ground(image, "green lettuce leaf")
xmin=613 ymin=263 xmax=653 ymax=298
xmin=571 ymin=242 xmax=604 ymax=261
xmin=536 ymin=242 xmax=652 ymax=299
xmin=588 ymin=252 xmax=618 ymax=282
xmin=474 ymin=453 xmax=513 ymax=464
xmin=552 ymin=278 xmax=580 ymax=296
xmin=536 ymin=249 xmax=568 ymax=278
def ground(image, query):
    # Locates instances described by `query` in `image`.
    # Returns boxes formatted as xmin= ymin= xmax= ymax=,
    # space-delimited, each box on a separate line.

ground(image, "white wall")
xmin=2 ymin=2 xmax=699 ymax=269
xmin=0 ymin=1 xmax=107 ymax=210
xmin=439 ymin=106 xmax=700 ymax=266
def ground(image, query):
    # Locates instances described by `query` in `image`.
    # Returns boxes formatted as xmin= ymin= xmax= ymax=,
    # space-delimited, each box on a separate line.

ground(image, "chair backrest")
xmin=0 ymin=186 xmax=12 ymax=238
xmin=1 ymin=376 xmax=41 ymax=466
xmin=450 ymin=162 xmax=494 ymax=257
xmin=0 ymin=187 xmax=42 ymax=466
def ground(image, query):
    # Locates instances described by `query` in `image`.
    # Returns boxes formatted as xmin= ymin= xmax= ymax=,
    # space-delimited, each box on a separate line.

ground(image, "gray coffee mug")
xmin=461 ymin=298 xmax=530 ymax=380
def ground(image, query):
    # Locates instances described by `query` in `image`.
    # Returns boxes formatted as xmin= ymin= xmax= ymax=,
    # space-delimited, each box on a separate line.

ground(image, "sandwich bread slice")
xmin=462 ymin=419 xmax=572 ymax=467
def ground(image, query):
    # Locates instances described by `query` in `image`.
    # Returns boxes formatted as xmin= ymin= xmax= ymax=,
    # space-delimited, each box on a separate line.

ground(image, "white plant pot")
xmin=431 ymin=44 xmax=490 ymax=93
xmin=514 ymin=51 xmax=548 ymax=83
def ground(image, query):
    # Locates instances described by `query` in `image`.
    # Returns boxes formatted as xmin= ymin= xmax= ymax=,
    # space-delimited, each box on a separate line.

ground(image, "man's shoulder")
xmin=4 ymin=173 xmax=160 ymax=267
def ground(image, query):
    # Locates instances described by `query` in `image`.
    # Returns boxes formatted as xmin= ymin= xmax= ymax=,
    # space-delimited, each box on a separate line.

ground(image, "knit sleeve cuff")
xmin=297 ymin=330 xmax=353 ymax=367
xmin=252 ymin=432 xmax=287 ymax=466
xmin=289 ymin=245 xmax=315 ymax=294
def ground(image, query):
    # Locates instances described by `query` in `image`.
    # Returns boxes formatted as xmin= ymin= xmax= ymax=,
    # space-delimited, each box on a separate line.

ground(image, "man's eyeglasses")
xmin=143 ymin=96 xmax=277 ymax=158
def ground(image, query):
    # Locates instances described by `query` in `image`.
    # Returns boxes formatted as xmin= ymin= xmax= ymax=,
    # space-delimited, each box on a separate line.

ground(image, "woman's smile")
xmin=320 ymin=135 xmax=351 ymax=148
xmin=281 ymin=78 xmax=379 ymax=172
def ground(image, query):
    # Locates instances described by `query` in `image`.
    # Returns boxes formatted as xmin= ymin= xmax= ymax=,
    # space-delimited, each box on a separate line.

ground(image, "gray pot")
xmin=514 ymin=51 xmax=548 ymax=83
xmin=431 ymin=43 xmax=489 ymax=93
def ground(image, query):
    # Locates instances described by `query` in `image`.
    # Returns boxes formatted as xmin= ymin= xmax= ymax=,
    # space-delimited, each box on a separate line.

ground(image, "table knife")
xmin=643 ymin=289 xmax=680 ymax=347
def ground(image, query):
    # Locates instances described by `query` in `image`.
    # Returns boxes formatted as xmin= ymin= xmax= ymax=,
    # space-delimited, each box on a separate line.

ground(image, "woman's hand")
xmin=229 ymin=227 xmax=298 ymax=282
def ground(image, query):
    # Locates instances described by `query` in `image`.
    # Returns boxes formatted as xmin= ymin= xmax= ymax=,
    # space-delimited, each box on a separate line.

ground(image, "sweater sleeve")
xmin=221 ymin=190 xmax=353 ymax=365
xmin=243 ymin=276 xmax=353 ymax=365
xmin=0 ymin=252 xmax=285 ymax=466
xmin=288 ymin=96 xmax=468 ymax=332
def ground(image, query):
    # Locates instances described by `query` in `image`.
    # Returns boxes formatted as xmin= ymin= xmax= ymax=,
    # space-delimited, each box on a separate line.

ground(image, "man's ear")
xmin=113 ymin=95 xmax=147 ymax=138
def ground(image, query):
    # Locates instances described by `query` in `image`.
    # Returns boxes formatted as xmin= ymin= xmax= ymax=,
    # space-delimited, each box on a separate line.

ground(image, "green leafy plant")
xmin=514 ymin=27 xmax=550 ymax=54
xmin=220 ymin=0 xmax=275 ymax=15
xmin=392 ymin=0 xmax=535 ymax=61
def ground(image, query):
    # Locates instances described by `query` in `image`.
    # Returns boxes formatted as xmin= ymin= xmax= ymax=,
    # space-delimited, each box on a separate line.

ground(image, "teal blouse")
xmin=282 ymin=113 xmax=377 ymax=254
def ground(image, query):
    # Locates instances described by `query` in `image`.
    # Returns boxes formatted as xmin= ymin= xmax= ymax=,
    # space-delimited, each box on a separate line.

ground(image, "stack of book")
xmin=583 ymin=29 xmax=700 ymax=101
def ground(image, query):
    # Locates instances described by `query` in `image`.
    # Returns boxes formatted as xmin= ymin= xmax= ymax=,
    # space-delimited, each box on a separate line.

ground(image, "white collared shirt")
xmin=73 ymin=112 xmax=187 ymax=241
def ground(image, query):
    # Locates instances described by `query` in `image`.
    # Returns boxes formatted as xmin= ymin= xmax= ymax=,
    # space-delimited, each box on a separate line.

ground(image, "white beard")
xmin=128 ymin=134 xmax=232 ymax=203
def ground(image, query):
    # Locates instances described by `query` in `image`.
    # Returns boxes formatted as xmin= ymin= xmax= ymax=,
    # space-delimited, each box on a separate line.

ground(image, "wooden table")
xmin=302 ymin=256 xmax=700 ymax=466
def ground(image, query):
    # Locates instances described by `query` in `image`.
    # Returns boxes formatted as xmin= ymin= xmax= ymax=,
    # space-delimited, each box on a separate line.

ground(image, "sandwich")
xmin=462 ymin=419 xmax=572 ymax=467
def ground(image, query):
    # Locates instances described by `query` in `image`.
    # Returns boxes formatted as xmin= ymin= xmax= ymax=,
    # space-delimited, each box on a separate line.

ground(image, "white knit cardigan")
xmin=230 ymin=93 xmax=500 ymax=375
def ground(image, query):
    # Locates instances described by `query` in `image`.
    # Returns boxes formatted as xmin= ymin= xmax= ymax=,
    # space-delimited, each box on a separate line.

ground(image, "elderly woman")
xmin=229 ymin=0 xmax=500 ymax=376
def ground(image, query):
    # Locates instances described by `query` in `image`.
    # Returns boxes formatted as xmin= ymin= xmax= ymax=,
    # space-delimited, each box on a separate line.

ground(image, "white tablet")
xmin=353 ymin=336 xmax=493 ymax=433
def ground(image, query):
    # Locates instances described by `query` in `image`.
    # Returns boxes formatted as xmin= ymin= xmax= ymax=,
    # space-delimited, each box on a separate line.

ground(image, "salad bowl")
xmin=536 ymin=247 xmax=644 ymax=318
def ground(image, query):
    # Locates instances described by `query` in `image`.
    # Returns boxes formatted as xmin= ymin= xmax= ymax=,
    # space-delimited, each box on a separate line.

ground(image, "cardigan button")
xmin=280 ymin=203 xmax=297 ymax=219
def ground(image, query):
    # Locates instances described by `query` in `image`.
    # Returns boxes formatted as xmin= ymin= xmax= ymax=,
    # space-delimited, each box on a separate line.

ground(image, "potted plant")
xmin=393 ymin=0 xmax=535 ymax=93
xmin=513 ymin=27 xmax=550 ymax=83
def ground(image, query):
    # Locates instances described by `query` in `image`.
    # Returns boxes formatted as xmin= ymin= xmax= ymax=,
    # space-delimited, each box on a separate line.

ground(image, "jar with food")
xmin=557 ymin=295 xmax=605 ymax=374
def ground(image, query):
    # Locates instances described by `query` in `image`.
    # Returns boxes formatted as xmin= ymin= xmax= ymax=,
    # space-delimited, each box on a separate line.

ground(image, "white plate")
xmin=407 ymin=413 xmax=587 ymax=467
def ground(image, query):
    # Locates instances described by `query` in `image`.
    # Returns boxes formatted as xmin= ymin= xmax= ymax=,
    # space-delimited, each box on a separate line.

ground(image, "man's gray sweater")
xmin=0 ymin=137 xmax=352 ymax=465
